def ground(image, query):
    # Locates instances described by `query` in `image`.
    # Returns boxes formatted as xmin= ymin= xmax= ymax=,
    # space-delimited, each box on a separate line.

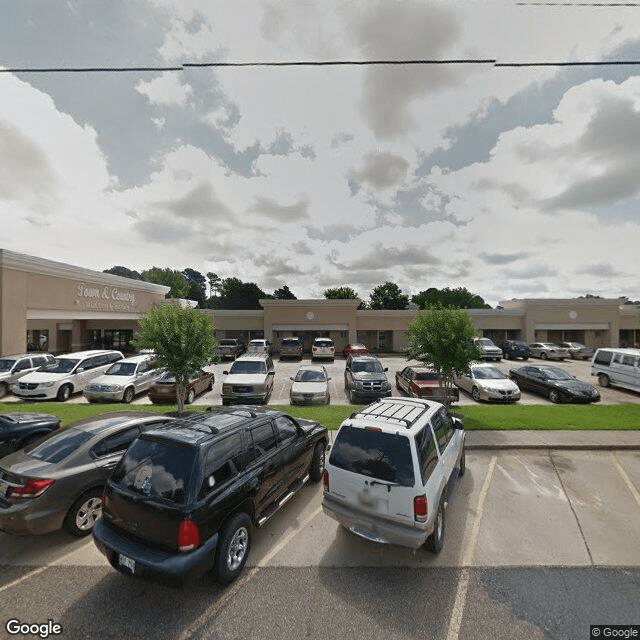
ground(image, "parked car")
xmin=323 ymin=397 xmax=465 ymax=552
xmin=0 ymin=411 xmax=175 ymax=536
xmin=500 ymin=340 xmax=531 ymax=361
xmin=148 ymin=369 xmax=214 ymax=405
xmin=508 ymin=365 xmax=600 ymax=403
xmin=221 ymin=354 xmax=275 ymax=405
xmin=0 ymin=412 xmax=61 ymax=452
xmin=344 ymin=355 xmax=392 ymax=404
xmin=454 ymin=363 xmax=520 ymax=403
xmin=528 ymin=343 xmax=570 ymax=361
xmin=13 ymin=350 xmax=124 ymax=401
xmin=93 ymin=407 xmax=328 ymax=584
xmin=343 ymin=343 xmax=368 ymax=358
xmin=559 ymin=342 xmax=595 ymax=360
xmin=395 ymin=365 xmax=459 ymax=403
xmin=216 ymin=339 xmax=245 ymax=360
xmin=246 ymin=339 xmax=274 ymax=356
xmin=473 ymin=337 xmax=502 ymax=361
xmin=0 ymin=353 xmax=56 ymax=399
xmin=591 ymin=347 xmax=640 ymax=393
xmin=279 ymin=337 xmax=304 ymax=360
xmin=290 ymin=365 xmax=330 ymax=405
xmin=83 ymin=354 xmax=165 ymax=404
xmin=311 ymin=338 xmax=335 ymax=362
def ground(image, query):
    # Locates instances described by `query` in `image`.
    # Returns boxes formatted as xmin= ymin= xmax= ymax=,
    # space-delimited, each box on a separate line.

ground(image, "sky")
xmin=1 ymin=0 xmax=640 ymax=307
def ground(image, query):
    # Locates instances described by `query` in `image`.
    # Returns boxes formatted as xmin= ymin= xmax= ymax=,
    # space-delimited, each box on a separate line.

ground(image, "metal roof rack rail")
xmin=353 ymin=397 xmax=431 ymax=429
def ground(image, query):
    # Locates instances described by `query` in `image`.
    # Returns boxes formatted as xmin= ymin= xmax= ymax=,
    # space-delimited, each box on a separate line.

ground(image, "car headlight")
xmin=42 ymin=382 xmax=55 ymax=388
xmin=354 ymin=380 xmax=364 ymax=389
xmin=111 ymin=384 xmax=123 ymax=392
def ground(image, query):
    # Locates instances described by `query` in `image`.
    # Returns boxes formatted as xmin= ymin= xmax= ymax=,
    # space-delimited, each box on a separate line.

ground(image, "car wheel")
xmin=425 ymin=493 xmax=446 ymax=554
xmin=458 ymin=447 xmax=466 ymax=477
xmin=522 ymin=356 xmax=529 ymax=361
xmin=598 ymin=374 xmax=610 ymax=388
xmin=540 ymin=352 xmax=548 ymax=360
xmin=549 ymin=389 xmax=561 ymax=403
xmin=208 ymin=377 xmax=214 ymax=391
xmin=471 ymin=386 xmax=481 ymax=402
xmin=222 ymin=398 xmax=230 ymax=406
xmin=326 ymin=395 xmax=331 ymax=405
xmin=0 ymin=382 xmax=7 ymax=399
xmin=64 ymin=488 xmax=103 ymax=537
xmin=213 ymin=512 xmax=252 ymax=584
xmin=309 ymin=442 xmax=326 ymax=482
xmin=122 ymin=387 xmax=135 ymax=404
xmin=57 ymin=384 xmax=72 ymax=402
xmin=185 ymin=388 xmax=196 ymax=404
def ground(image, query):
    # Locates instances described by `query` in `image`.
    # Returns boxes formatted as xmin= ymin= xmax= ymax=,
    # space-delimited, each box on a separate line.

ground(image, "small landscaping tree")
xmin=131 ymin=303 xmax=218 ymax=414
xmin=406 ymin=305 xmax=482 ymax=406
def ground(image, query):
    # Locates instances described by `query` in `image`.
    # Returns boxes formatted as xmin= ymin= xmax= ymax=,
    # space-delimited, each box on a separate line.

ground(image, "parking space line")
xmin=445 ymin=454 xmax=497 ymax=640
xmin=179 ymin=505 xmax=323 ymax=640
xmin=610 ymin=452 xmax=640 ymax=510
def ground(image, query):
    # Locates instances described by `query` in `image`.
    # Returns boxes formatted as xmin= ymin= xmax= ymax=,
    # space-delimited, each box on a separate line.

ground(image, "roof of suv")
xmin=345 ymin=397 xmax=442 ymax=434
xmin=141 ymin=406 xmax=285 ymax=446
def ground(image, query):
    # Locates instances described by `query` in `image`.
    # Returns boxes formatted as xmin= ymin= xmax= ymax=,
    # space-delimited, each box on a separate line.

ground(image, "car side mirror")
xmin=384 ymin=367 xmax=388 ymax=372
xmin=268 ymin=371 xmax=275 ymax=376
xmin=77 ymin=367 xmax=85 ymax=373
xmin=223 ymin=371 xmax=229 ymax=375
xmin=328 ymin=377 xmax=332 ymax=381
xmin=290 ymin=376 xmax=294 ymax=381
xmin=345 ymin=366 xmax=350 ymax=371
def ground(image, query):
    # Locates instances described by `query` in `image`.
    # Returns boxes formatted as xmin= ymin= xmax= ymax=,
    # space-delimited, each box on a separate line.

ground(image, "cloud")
xmin=136 ymin=72 xmax=194 ymax=107
xmin=351 ymin=152 xmax=409 ymax=189
xmin=481 ymin=252 xmax=530 ymax=266
xmin=575 ymin=262 xmax=624 ymax=278
xmin=249 ymin=195 xmax=310 ymax=221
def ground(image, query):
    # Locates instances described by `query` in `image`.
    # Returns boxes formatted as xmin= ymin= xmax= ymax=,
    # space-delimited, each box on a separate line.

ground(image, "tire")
xmin=471 ymin=386 xmax=481 ymax=402
xmin=208 ymin=377 xmax=215 ymax=391
xmin=57 ymin=384 xmax=72 ymax=402
xmin=549 ymin=389 xmax=561 ymax=404
xmin=222 ymin=398 xmax=230 ymax=406
xmin=213 ymin=512 xmax=252 ymax=584
xmin=540 ymin=352 xmax=548 ymax=360
xmin=185 ymin=388 xmax=196 ymax=404
xmin=458 ymin=447 xmax=466 ymax=477
xmin=425 ymin=494 xmax=446 ymax=554
xmin=598 ymin=373 xmax=610 ymax=388
xmin=522 ymin=356 xmax=529 ymax=361
xmin=0 ymin=382 xmax=7 ymax=399
xmin=64 ymin=488 xmax=102 ymax=537
xmin=122 ymin=387 xmax=135 ymax=404
xmin=309 ymin=442 xmax=325 ymax=482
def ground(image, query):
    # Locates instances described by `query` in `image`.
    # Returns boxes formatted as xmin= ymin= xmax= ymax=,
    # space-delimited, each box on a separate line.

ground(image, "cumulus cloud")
xmin=350 ymin=152 xmax=409 ymax=189
xmin=249 ymin=195 xmax=310 ymax=221
xmin=136 ymin=72 xmax=193 ymax=107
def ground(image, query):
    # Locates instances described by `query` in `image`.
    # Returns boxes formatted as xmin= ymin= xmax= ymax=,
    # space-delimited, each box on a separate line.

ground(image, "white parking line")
xmin=446 ymin=455 xmax=497 ymax=640
xmin=610 ymin=453 xmax=640 ymax=509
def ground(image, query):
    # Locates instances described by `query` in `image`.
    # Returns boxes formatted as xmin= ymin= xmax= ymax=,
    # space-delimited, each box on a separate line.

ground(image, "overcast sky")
xmin=1 ymin=0 xmax=639 ymax=307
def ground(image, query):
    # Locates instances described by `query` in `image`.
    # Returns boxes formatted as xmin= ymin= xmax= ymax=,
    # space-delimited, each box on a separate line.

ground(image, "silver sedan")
xmin=290 ymin=365 xmax=331 ymax=405
xmin=454 ymin=363 xmax=521 ymax=403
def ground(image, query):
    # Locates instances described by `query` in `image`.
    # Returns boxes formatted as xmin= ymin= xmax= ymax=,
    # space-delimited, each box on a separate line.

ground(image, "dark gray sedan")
xmin=0 ymin=411 xmax=174 ymax=536
xmin=508 ymin=365 xmax=601 ymax=404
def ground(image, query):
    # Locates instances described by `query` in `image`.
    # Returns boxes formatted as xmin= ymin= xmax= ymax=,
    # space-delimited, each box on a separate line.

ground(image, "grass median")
xmin=2 ymin=401 xmax=640 ymax=431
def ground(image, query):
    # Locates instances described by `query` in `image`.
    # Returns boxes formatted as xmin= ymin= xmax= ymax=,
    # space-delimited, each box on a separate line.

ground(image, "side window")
xmin=275 ymin=416 xmax=298 ymax=443
xmin=415 ymin=426 xmax=438 ymax=485
xmin=247 ymin=423 xmax=278 ymax=461
xmin=31 ymin=356 xmax=46 ymax=367
xmin=612 ymin=354 xmax=623 ymax=365
xmin=91 ymin=427 xmax=141 ymax=458
xmin=108 ymin=352 xmax=123 ymax=363
xmin=199 ymin=433 xmax=243 ymax=499
xmin=432 ymin=410 xmax=450 ymax=452
xmin=621 ymin=355 xmax=636 ymax=366
xmin=594 ymin=350 xmax=612 ymax=366
xmin=14 ymin=359 xmax=32 ymax=372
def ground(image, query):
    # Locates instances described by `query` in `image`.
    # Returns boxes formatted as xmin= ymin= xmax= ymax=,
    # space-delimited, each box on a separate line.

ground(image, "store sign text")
xmin=75 ymin=282 xmax=137 ymax=311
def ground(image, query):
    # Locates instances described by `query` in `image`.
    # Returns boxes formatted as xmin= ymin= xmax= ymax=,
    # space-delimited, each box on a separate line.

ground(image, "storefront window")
xmin=104 ymin=330 xmax=133 ymax=351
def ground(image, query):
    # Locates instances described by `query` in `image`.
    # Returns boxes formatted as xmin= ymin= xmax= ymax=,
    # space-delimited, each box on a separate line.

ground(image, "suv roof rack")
xmin=351 ymin=397 xmax=432 ymax=429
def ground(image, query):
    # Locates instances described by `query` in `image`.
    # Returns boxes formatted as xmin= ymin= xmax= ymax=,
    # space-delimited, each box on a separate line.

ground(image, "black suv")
xmin=344 ymin=355 xmax=392 ymax=404
xmin=501 ymin=340 xmax=531 ymax=361
xmin=93 ymin=407 xmax=328 ymax=584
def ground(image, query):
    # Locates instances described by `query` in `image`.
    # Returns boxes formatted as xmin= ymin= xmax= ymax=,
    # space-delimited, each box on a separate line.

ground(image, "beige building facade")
xmin=1 ymin=249 xmax=638 ymax=357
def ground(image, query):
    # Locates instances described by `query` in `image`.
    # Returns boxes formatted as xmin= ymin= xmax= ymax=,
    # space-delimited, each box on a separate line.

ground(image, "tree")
xmin=324 ymin=286 xmax=359 ymax=299
xmin=412 ymin=287 xmax=490 ymax=310
xmin=131 ymin=303 xmax=218 ymax=414
xmin=103 ymin=266 xmax=141 ymax=280
xmin=273 ymin=285 xmax=297 ymax=300
xmin=217 ymin=277 xmax=271 ymax=309
xmin=369 ymin=282 xmax=409 ymax=310
xmin=182 ymin=268 xmax=207 ymax=307
xmin=141 ymin=267 xmax=190 ymax=299
xmin=405 ymin=305 xmax=482 ymax=406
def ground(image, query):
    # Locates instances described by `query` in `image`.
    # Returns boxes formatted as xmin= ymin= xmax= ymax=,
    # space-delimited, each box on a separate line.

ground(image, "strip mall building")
xmin=1 ymin=249 xmax=639 ymax=356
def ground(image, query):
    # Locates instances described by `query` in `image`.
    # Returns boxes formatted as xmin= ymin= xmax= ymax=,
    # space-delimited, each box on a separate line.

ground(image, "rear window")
xmin=329 ymin=425 xmax=414 ymax=486
xmin=111 ymin=437 xmax=197 ymax=504
xmin=315 ymin=340 xmax=334 ymax=347
xmin=26 ymin=428 xmax=92 ymax=463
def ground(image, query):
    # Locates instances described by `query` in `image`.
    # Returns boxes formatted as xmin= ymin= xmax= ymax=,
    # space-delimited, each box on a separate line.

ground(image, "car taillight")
xmin=178 ymin=519 xmax=200 ymax=552
xmin=9 ymin=478 xmax=55 ymax=499
xmin=323 ymin=469 xmax=329 ymax=491
xmin=414 ymin=495 xmax=428 ymax=522
xmin=312 ymin=347 xmax=318 ymax=352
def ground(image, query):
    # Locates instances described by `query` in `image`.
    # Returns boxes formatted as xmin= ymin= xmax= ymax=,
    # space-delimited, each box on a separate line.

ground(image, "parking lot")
xmin=1 ymin=448 xmax=639 ymax=639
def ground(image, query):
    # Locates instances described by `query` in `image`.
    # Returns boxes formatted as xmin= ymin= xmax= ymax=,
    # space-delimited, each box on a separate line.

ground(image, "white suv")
xmin=13 ymin=350 xmax=123 ymax=401
xmin=322 ymin=397 xmax=465 ymax=552
xmin=312 ymin=338 xmax=335 ymax=362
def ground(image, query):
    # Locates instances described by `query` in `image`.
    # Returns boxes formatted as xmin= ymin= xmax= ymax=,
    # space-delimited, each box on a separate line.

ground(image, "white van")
xmin=13 ymin=349 xmax=124 ymax=401
xmin=591 ymin=348 xmax=640 ymax=393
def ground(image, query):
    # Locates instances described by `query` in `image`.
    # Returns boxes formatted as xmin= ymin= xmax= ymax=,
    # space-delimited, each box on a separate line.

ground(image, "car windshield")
xmin=219 ymin=340 xmax=237 ymax=346
xmin=295 ymin=369 xmax=326 ymax=382
xmin=329 ymin=425 xmax=414 ymax=486
xmin=0 ymin=359 xmax=16 ymax=372
xmin=229 ymin=360 xmax=267 ymax=374
xmin=25 ymin=428 xmax=93 ymax=463
xmin=540 ymin=367 xmax=573 ymax=380
xmin=105 ymin=362 xmax=137 ymax=376
xmin=472 ymin=367 xmax=507 ymax=380
xmin=415 ymin=371 xmax=440 ymax=381
xmin=352 ymin=360 xmax=384 ymax=373
xmin=39 ymin=358 xmax=79 ymax=374
xmin=477 ymin=338 xmax=495 ymax=346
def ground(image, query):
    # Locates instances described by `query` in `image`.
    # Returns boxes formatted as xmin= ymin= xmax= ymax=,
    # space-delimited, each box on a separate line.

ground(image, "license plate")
xmin=118 ymin=554 xmax=135 ymax=574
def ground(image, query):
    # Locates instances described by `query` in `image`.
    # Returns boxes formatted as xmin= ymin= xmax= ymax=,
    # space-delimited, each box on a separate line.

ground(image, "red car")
xmin=148 ymin=369 xmax=214 ymax=404
xmin=343 ymin=343 xmax=369 ymax=358
xmin=395 ymin=365 xmax=459 ymax=402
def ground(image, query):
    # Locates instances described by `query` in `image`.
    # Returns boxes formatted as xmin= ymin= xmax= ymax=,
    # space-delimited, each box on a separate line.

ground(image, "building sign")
xmin=74 ymin=282 xmax=137 ymax=312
